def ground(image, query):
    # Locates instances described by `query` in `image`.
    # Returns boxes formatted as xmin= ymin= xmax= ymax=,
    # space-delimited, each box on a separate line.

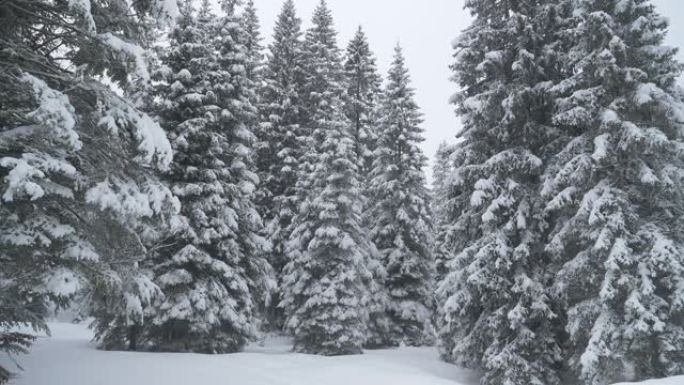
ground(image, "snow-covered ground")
xmin=4 ymin=323 xmax=683 ymax=385
xmin=3 ymin=323 xmax=480 ymax=385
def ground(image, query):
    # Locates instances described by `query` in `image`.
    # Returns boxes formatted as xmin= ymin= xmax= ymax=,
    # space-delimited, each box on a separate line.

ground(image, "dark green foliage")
xmin=280 ymin=0 xmax=377 ymax=355
xmin=369 ymin=46 xmax=434 ymax=347
xmin=256 ymin=0 xmax=309 ymax=330
xmin=1 ymin=0 xmax=178 ymax=376
xmin=142 ymin=1 xmax=271 ymax=353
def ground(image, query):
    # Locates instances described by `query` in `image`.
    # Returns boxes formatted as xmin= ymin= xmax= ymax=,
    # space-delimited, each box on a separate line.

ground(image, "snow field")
xmin=5 ymin=323 xmax=479 ymax=385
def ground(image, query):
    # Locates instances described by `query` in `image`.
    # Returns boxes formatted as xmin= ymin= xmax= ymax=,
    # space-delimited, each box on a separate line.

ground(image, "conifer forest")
xmin=1 ymin=1 xmax=684 ymax=385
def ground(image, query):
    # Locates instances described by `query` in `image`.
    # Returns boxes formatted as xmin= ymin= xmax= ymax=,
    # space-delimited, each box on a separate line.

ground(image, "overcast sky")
xmin=250 ymin=0 xmax=684 ymax=181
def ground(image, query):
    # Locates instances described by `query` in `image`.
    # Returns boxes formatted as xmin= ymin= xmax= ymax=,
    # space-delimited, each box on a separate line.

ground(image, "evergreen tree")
xmin=0 ymin=0 xmax=179 ymax=377
xmin=431 ymin=141 xmax=456 ymax=282
xmin=280 ymin=0 xmax=376 ymax=355
xmin=144 ymin=0 xmax=270 ymax=353
xmin=280 ymin=122 xmax=376 ymax=355
xmin=542 ymin=1 xmax=684 ymax=383
xmin=435 ymin=1 xmax=566 ymax=384
xmin=342 ymin=26 xmax=392 ymax=349
xmin=343 ymin=26 xmax=383 ymax=186
xmin=369 ymin=45 xmax=434 ymax=347
xmin=295 ymin=0 xmax=346 ymax=199
xmin=256 ymin=0 xmax=309 ymax=330
xmin=241 ymin=0 xmax=265 ymax=202
xmin=214 ymin=0 xmax=273 ymax=331
xmin=241 ymin=0 xmax=264 ymax=82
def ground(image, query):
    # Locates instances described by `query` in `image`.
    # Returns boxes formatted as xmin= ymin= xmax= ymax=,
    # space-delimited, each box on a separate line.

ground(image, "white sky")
xmin=250 ymin=0 xmax=684 ymax=181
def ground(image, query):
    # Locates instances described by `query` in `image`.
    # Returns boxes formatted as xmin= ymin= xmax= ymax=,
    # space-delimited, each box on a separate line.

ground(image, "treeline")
xmin=0 ymin=0 xmax=434 ymax=380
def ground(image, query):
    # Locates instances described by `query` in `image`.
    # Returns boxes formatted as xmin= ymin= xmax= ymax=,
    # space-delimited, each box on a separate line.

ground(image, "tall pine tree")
xmin=369 ymin=45 xmax=434 ymax=347
xmin=144 ymin=0 xmax=270 ymax=353
xmin=214 ymin=0 xmax=273 ymax=330
xmin=432 ymin=141 xmax=457 ymax=283
xmin=343 ymin=26 xmax=383 ymax=187
xmin=342 ymin=26 xmax=391 ymax=348
xmin=241 ymin=0 xmax=264 ymax=83
xmin=542 ymin=1 xmax=684 ymax=383
xmin=280 ymin=0 xmax=376 ymax=355
xmin=436 ymin=1 xmax=566 ymax=384
xmin=256 ymin=0 xmax=309 ymax=330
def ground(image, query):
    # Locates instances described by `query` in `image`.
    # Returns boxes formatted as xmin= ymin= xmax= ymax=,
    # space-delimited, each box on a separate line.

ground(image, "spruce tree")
xmin=431 ymin=141 xmax=456 ymax=282
xmin=343 ymin=26 xmax=383 ymax=187
xmin=280 ymin=0 xmax=376 ymax=355
xmin=144 ymin=0 xmax=270 ymax=353
xmin=0 ymin=0 xmax=178 ymax=376
xmin=241 ymin=0 xmax=266 ymax=224
xmin=369 ymin=45 xmax=434 ymax=347
xmin=542 ymin=1 xmax=684 ymax=383
xmin=342 ymin=26 xmax=392 ymax=349
xmin=241 ymin=0 xmax=264 ymax=83
xmin=280 ymin=121 xmax=375 ymax=355
xmin=435 ymin=1 xmax=566 ymax=384
xmin=256 ymin=0 xmax=309 ymax=330
xmin=214 ymin=0 xmax=273 ymax=329
xmin=295 ymin=0 xmax=346 ymax=198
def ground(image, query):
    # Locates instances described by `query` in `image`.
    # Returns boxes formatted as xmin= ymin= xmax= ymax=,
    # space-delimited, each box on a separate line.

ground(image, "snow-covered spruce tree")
xmin=368 ymin=45 xmax=434 ymax=347
xmin=435 ymin=1 xmax=568 ymax=384
xmin=280 ymin=0 xmax=377 ymax=355
xmin=241 ymin=0 xmax=266 ymax=218
xmin=431 ymin=141 xmax=456 ymax=283
xmin=342 ymin=26 xmax=392 ymax=348
xmin=241 ymin=0 xmax=264 ymax=83
xmin=542 ymin=1 xmax=684 ymax=383
xmin=343 ymin=26 xmax=383 ymax=189
xmin=256 ymin=0 xmax=308 ymax=330
xmin=145 ymin=0 xmax=270 ymax=353
xmin=214 ymin=0 xmax=273 ymax=331
xmin=0 ymin=0 xmax=178 ymax=376
xmin=293 ymin=0 xmax=346 ymax=201
xmin=280 ymin=123 xmax=375 ymax=355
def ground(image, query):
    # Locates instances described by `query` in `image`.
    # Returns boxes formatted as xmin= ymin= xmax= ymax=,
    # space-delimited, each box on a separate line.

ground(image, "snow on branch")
xmin=0 ymin=157 xmax=45 ymax=202
xmin=19 ymin=73 xmax=81 ymax=150
xmin=98 ymin=96 xmax=173 ymax=171
xmin=0 ymin=153 xmax=78 ymax=203
xmin=68 ymin=0 xmax=97 ymax=33
xmin=86 ymin=177 xmax=179 ymax=220
xmin=99 ymin=33 xmax=150 ymax=82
